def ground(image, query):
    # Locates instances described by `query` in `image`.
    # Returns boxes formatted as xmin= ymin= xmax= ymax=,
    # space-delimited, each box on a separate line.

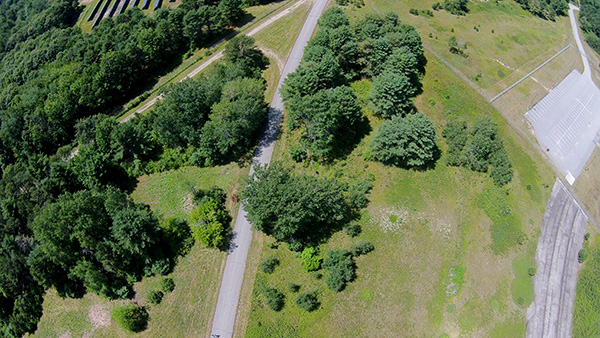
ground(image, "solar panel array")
xmin=89 ymin=0 xmax=161 ymax=27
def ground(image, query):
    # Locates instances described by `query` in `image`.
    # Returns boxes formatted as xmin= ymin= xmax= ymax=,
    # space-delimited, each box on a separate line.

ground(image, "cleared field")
xmin=253 ymin=0 xmax=312 ymax=61
xmin=29 ymin=164 xmax=249 ymax=338
xmin=239 ymin=51 xmax=555 ymax=337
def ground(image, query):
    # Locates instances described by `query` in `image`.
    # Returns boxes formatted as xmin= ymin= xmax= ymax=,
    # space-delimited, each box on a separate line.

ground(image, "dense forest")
xmin=0 ymin=0 xmax=270 ymax=336
xmin=580 ymin=0 xmax=600 ymax=55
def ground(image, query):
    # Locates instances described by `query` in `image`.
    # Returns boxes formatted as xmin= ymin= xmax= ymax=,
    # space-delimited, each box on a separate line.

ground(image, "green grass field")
xmin=573 ymin=231 xmax=600 ymax=338
xmin=240 ymin=48 xmax=555 ymax=337
xmin=30 ymin=164 xmax=248 ymax=338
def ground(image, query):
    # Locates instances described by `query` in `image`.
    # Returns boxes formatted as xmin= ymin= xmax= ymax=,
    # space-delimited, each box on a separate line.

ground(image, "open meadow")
xmin=240 ymin=48 xmax=555 ymax=337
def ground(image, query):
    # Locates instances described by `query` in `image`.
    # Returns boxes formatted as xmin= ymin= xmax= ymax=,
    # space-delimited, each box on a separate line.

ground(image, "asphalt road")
xmin=526 ymin=179 xmax=588 ymax=338
xmin=209 ymin=0 xmax=330 ymax=337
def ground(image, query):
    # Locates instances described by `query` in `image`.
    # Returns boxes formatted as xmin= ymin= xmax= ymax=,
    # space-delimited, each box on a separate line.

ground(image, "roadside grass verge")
xmin=573 ymin=232 xmax=600 ymax=338
xmin=253 ymin=0 xmax=312 ymax=60
xmin=30 ymin=164 xmax=248 ymax=338
xmin=241 ymin=48 xmax=554 ymax=337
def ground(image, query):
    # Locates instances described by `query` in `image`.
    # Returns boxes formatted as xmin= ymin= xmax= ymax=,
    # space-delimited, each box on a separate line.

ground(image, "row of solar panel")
xmin=89 ymin=0 xmax=162 ymax=27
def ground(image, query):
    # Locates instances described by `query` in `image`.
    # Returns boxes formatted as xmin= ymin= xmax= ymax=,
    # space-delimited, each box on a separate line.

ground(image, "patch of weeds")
xmin=358 ymin=288 xmax=374 ymax=302
xmin=478 ymin=186 xmax=523 ymax=254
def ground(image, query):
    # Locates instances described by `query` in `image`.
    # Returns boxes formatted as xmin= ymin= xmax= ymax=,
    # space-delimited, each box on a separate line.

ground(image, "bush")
xmin=345 ymin=223 xmax=362 ymax=237
xmin=409 ymin=8 xmax=419 ymax=15
xmin=263 ymin=288 xmax=284 ymax=311
xmin=296 ymin=291 xmax=320 ymax=312
xmin=147 ymin=290 xmax=164 ymax=305
xmin=260 ymin=257 xmax=280 ymax=274
xmin=288 ymin=283 xmax=301 ymax=293
xmin=369 ymin=113 xmax=438 ymax=168
xmin=432 ymin=2 xmax=441 ymax=10
xmin=579 ymin=249 xmax=588 ymax=263
xmin=323 ymin=250 xmax=356 ymax=291
xmin=300 ymin=247 xmax=322 ymax=271
xmin=350 ymin=241 xmax=374 ymax=256
xmin=160 ymin=278 xmax=175 ymax=293
xmin=159 ymin=217 xmax=193 ymax=257
xmin=528 ymin=267 xmax=537 ymax=277
xmin=112 ymin=304 xmax=149 ymax=333
xmin=189 ymin=198 xmax=230 ymax=248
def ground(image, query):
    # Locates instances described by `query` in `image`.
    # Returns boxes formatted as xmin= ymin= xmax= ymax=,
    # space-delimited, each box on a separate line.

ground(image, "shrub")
xmin=159 ymin=217 xmax=193 ymax=257
xmin=147 ymin=290 xmax=164 ymax=305
xmin=369 ymin=113 xmax=438 ymax=168
xmin=323 ymin=250 xmax=356 ymax=291
xmin=528 ymin=267 xmax=537 ymax=277
xmin=409 ymin=8 xmax=419 ymax=15
xmin=300 ymin=247 xmax=323 ymax=271
xmin=345 ymin=223 xmax=362 ymax=237
xmin=296 ymin=291 xmax=320 ymax=312
xmin=579 ymin=249 xmax=589 ymax=263
xmin=290 ymin=145 xmax=307 ymax=162
xmin=112 ymin=304 xmax=149 ymax=333
xmin=263 ymin=288 xmax=284 ymax=311
xmin=260 ymin=257 xmax=280 ymax=274
xmin=288 ymin=283 xmax=301 ymax=293
xmin=432 ymin=2 xmax=441 ymax=10
xmin=189 ymin=198 xmax=230 ymax=248
xmin=350 ymin=241 xmax=374 ymax=256
xmin=160 ymin=278 xmax=175 ymax=293
xmin=311 ymin=271 xmax=323 ymax=279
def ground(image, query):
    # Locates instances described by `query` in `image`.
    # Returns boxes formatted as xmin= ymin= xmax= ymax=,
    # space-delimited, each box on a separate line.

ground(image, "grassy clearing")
xmin=253 ymin=0 xmax=312 ymax=60
xmin=31 ymin=164 xmax=248 ymax=338
xmin=573 ymin=232 xmax=600 ymax=338
xmin=240 ymin=48 xmax=555 ymax=337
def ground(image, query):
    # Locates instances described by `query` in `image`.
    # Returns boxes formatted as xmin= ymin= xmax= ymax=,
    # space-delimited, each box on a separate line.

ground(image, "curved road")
xmin=209 ymin=0 xmax=330 ymax=337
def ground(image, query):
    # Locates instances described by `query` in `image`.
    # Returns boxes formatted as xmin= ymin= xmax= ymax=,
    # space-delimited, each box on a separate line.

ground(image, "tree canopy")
xmin=242 ymin=163 xmax=354 ymax=245
xmin=369 ymin=113 xmax=438 ymax=168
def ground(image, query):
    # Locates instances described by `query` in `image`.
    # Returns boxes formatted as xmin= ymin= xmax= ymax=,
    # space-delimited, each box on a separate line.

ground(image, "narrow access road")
xmin=121 ymin=0 xmax=308 ymax=122
xmin=569 ymin=3 xmax=591 ymax=80
xmin=526 ymin=179 xmax=588 ymax=338
xmin=209 ymin=0 xmax=330 ymax=337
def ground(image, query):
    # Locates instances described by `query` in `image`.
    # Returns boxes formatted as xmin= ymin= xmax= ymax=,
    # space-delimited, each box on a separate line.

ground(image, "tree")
xmin=318 ymin=7 xmax=350 ymax=29
xmin=443 ymin=0 xmax=469 ymax=15
xmin=287 ymin=86 xmax=362 ymax=159
xmin=281 ymin=50 xmax=345 ymax=100
xmin=196 ymin=77 xmax=267 ymax=164
xmin=242 ymin=163 xmax=352 ymax=245
xmin=323 ymin=250 xmax=356 ymax=291
xmin=300 ymin=247 xmax=323 ymax=271
xmin=368 ymin=71 xmax=416 ymax=118
xmin=296 ymin=291 xmax=320 ymax=311
xmin=369 ymin=113 xmax=438 ymax=168
xmin=190 ymin=198 xmax=230 ymax=248
xmin=224 ymin=34 xmax=268 ymax=72
xmin=263 ymin=287 xmax=285 ymax=311
xmin=112 ymin=304 xmax=149 ymax=332
xmin=159 ymin=217 xmax=193 ymax=256
xmin=151 ymin=78 xmax=214 ymax=149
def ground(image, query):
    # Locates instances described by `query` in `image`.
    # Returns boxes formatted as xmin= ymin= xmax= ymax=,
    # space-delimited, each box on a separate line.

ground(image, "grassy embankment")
xmin=573 ymin=231 xmax=600 ymax=338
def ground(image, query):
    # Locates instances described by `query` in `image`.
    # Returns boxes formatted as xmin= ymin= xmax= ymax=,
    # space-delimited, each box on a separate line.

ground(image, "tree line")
xmin=514 ymin=0 xmax=568 ymax=20
xmin=580 ymin=0 xmax=600 ymax=56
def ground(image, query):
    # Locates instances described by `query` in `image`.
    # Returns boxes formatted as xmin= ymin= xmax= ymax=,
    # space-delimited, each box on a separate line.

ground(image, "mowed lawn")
xmin=30 ymin=164 xmax=248 ymax=338
xmin=241 ymin=50 xmax=555 ymax=337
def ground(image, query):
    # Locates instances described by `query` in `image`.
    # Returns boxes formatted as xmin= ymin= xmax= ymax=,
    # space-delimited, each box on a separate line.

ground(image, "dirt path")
xmin=526 ymin=179 xmax=588 ymax=338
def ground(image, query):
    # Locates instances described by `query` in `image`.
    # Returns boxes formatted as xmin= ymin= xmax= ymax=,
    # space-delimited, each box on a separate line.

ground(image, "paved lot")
xmin=525 ymin=4 xmax=600 ymax=185
xmin=525 ymin=71 xmax=600 ymax=183
xmin=526 ymin=179 xmax=588 ymax=338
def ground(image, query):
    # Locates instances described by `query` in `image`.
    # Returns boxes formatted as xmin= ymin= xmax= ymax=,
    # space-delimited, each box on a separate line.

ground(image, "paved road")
xmin=209 ymin=0 xmax=329 ymax=337
xmin=569 ymin=3 xmax=591 ymax=79
xmin=120 ymin=0 xmax=309 ymax=122
xmin=526 ymin=179 xmax=588 ymax=338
